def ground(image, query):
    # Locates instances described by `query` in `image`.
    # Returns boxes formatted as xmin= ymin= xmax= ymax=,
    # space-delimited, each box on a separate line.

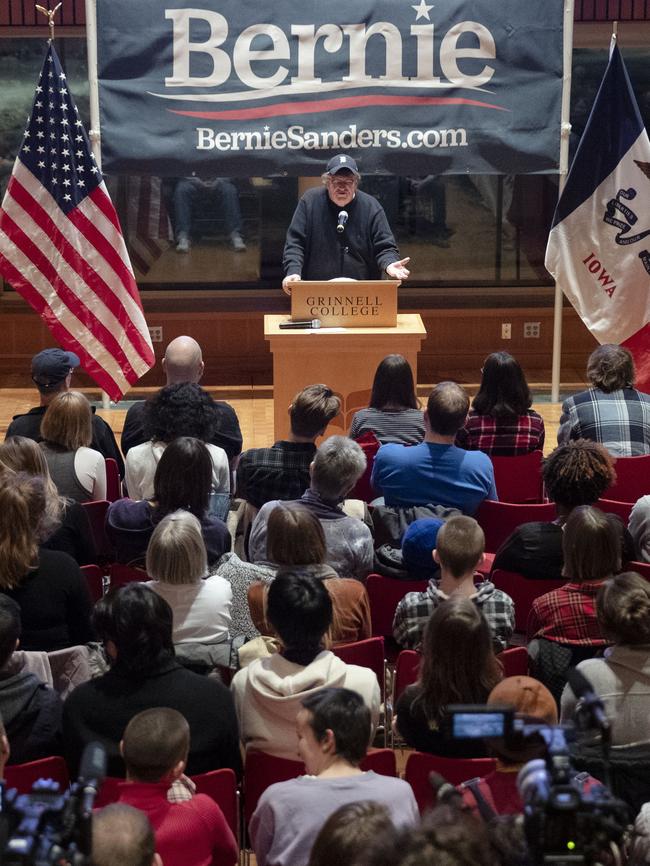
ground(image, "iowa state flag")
xmin=545 ymin=41 xmax=650 ymax=392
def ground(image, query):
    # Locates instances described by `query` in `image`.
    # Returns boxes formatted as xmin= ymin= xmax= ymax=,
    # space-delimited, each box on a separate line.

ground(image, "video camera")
xmin=443 ymin=670 xmax=630 ymax=866
xmin=1 ymin=743 xmax=106 ymax=866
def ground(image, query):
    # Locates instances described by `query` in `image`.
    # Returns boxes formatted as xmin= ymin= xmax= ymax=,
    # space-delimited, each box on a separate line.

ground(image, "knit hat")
xmin=488 ymin=676 xmax=558 ymax=725
xmin=401 ymin=518 xmax=444 ymax=576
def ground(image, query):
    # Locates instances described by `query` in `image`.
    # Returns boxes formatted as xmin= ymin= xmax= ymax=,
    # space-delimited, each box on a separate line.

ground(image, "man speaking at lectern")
xmin=282 ymin=154 xmax=411 ymax=294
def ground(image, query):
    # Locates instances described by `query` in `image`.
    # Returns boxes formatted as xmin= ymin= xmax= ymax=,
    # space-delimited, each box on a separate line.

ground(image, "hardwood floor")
xmin=0 ymin=384 xmax=563 ymax=453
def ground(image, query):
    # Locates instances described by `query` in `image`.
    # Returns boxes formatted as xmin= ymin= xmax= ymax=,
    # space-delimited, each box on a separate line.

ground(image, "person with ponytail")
xmin=230 ymin=572 xmax=380 ymax=758
xmin=560 ymin=571 xmax=650 ymax=744
xmin=0 ymin=473 xmax=93 ymax=651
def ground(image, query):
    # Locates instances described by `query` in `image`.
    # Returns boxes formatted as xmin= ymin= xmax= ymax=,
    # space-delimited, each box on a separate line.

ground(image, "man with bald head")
xmin=121 ymin=336 xmax=242 ymax=460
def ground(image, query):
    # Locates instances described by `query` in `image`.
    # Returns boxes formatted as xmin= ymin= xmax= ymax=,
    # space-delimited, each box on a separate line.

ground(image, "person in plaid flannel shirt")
xmin=558 ymin=344 xmax=650 ymax=457
xmin=393 ymin=515 xmax=514 ymax=652
xmin=526 ymin=505 xmax=622 ymax=646
xmin=455 ymin=351 xmax=545 ymax=456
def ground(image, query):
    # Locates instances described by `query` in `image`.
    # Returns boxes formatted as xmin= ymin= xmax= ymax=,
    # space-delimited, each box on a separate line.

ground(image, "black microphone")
xmin=78 ymin=741 xmax=107 ymax=817
xmin=429 ymin=771 xmax=463 ymax=807
xmin=336 ymin=210 xmax=348 ymax=234
xmin=567 ymin=668 xmax=611 ymax=734
xmin=278 ymin=319 xmax=322 ymax=330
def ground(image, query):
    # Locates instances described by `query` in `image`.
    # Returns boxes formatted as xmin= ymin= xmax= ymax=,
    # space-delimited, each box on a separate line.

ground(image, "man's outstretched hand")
xmin=282 ymin=274 xmax=301 ymax=295
xmin=386 ymin=257 xmax=411 ymax=281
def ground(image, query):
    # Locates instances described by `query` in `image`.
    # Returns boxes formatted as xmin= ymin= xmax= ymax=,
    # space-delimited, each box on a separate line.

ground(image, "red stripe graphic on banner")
xmin=169 ymin=93 xmax=508 ymax=122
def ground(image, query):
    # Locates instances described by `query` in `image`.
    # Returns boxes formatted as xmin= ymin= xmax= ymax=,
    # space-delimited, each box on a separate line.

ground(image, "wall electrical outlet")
xmin=524 ymin=322 xmax=541 ymax=339
xmin=149 ymin=326 xmax=163 ymax=343
xmin=501 ymin=323 xmax=512 ymax=340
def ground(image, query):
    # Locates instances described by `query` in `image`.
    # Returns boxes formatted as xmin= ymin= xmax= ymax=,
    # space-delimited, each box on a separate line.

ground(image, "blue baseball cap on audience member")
xmin=401 ymin=518 xmax=445 ymax=577
xmin=31 ymin=348 xmax=80 ymax=389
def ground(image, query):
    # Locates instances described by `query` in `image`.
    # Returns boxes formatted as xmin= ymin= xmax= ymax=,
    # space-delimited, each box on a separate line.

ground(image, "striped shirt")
xmin=349 ymin=407 xmax=425 ymax=445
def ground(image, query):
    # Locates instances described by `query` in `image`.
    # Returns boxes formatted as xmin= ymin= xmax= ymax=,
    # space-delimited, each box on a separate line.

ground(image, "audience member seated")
xmin=116 ymin=708 xmax=238 ymax=866
xmin=93 ymin=803 xmax=160 ymax=866
xmin=0 ymin=436 xmax=95 ymax=565
xmin=121 ymin=336 xmax=242 ymax=462
xmin=373 ymin=517 xmax=443 ymax=581
xmin=0 ymin=596 xmax=63 ymax=764
xmin=0 ymin=473 xmax=94 ymax=651
xmin=558 ymin=344 xmax=650 ymax=456
xmin=393 ymin=516 xmax=514 ymax=651
xmin=107 ymin=437 xmax=230 ymax=568
xmin=394 ymin=597 xmax=502 ymax=755
xmin=248 ymin=437 xmax=373 ymax=581
xmin=371 ymin=381 xmax=497 ymax=514
xmin=231 ymin=573 xmax=380 ymax=758
xmin=63 ymin=583 xmax=241 ymax=778
xmin=348 ymin=354 xmax=425 ymax=445
xmin=308 ymin=801 xmax=393 ymax=866
xmin=526 ymin=505 xmax=621 ymax=647
xmin=250 ymin=688 xmax=418 ymax=866
xmin=124 ymin=383 xmax=229 ymax=506
xmin=455 ymin=351 xmax=545 ymax=455
xmin=628 ymin=495 xmax=650 ymax=563
xmin=39 ymin=391 xmax=106 ymax=502
xmin=362 ymin=803 xmax=500 ymax=866
xmin=145 ymin=511 xmax=232 ymax=669
xmin=492 ymin=439 xmax=626 ymax=581
xmin=459 ymin=675 xmax=559 ymax=817
xmin=237 ymin=384 xmax=341 ymax=511
xmin=6 ymin=347 xmax=124 ymax=477
xmin=561 ymin=572 xmax=650 ymax=745
xmin=245 ymin=505 xmax=371 ymax=645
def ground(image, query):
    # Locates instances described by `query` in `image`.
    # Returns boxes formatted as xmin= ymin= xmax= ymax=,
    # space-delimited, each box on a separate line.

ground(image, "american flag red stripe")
xmin=0 ymin=43 xmax=154 ymax=401
xmin=120 ymin=175 xmax=172 ymax=275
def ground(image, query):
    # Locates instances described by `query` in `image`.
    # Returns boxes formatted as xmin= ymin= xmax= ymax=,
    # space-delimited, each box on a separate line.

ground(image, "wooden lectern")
xmin=265 ymin=280 xmax=426 ymax=440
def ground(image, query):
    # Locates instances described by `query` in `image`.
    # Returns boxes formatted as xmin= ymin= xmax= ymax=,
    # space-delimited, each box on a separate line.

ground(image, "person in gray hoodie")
xmin=561 ymin=571 xmax=650 ymax=745
xmin=0 ymin=596 xmax=62 ymax=764
xmin=231 ymin=572 xmax=380 ymax=759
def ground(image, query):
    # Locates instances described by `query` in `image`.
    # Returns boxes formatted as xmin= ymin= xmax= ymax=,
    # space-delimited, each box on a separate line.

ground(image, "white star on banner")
xmin=412 ymin=0 xmax=434 ymax=21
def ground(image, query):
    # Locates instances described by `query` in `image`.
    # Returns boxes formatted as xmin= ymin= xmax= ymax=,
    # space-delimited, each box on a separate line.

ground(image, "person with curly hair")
xmin=558 ymin=344 xmax=650 ymax=456
xmin=455 ymin=352 xmax=545 ymax=455
xmin=124 ymin=383 xmax=229 ymax=508
xmin=492 ymin=439 xmax=633 ymax=580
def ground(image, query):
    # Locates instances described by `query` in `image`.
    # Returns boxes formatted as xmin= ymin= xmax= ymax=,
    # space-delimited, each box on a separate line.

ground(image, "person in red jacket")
xmin=116 ymin=707 xmax=238 ymax=866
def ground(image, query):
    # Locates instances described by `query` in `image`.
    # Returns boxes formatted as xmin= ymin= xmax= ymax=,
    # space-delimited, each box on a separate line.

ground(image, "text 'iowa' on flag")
xmin=0 ymin=41 xmax=155 ymax=401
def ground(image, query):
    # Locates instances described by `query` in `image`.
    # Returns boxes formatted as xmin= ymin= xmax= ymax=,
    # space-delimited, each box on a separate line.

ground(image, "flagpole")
xmin=84 ymin=0 xmax=111 ymax=410
xmin=550 ymin=0 xmax=575 ymax=403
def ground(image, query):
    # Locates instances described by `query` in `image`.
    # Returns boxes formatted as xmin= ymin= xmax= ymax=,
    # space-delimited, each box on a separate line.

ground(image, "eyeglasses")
xmin=328 ymin=177 xmax=357 ymax=189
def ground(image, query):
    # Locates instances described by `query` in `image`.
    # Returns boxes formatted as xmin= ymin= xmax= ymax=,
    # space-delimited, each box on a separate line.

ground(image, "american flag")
xmin=116 ymin=175 xmax=172 ymax=275
xmin=0 ymin=42 xmax=154 ymax=401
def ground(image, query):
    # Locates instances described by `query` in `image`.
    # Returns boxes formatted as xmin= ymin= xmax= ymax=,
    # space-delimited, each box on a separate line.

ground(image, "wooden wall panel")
xmin=0 ymin=295 xmax=597 ymax=393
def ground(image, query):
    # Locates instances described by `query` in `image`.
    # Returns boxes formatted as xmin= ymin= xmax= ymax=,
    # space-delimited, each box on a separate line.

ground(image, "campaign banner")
xmin=95 ymin=0 xmax=564 ymax=177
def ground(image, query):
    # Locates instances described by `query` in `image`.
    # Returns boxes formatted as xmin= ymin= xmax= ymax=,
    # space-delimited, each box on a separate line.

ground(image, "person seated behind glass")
xmin=173 ymin=176 xmax=246 ymax=253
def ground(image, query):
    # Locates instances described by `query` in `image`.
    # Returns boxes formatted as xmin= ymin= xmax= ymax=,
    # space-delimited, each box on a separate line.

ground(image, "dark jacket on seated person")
xmin=0 ymin=669 xmax=63 ymax=764
xmin=106 ymin=498 xmax=230 ymax=567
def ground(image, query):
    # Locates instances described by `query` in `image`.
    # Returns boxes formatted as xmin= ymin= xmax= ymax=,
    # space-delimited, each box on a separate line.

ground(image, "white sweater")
xmin=231 ymin=650 xmax=380 ymax=758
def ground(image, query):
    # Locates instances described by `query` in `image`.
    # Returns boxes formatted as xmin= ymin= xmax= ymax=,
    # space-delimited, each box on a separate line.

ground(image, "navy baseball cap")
xmin=31 ymin=348 xmax=80 ymax=388
xmin=326 ymin=154 xmax=359 ymax=176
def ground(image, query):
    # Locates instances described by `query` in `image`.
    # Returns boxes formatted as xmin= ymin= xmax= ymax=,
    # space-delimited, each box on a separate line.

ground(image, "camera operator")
xmin=458 ymin=676 xmax=599 ymax=819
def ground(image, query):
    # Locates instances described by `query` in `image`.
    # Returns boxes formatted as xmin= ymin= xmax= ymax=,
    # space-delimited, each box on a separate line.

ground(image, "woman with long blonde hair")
xmin=40 ymin=390 xmax=106 ymax=502
xmin=0 ymin=473 xmax=93 ymax=650
xmin=0 ymin=436 xmax=95 ymax=564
